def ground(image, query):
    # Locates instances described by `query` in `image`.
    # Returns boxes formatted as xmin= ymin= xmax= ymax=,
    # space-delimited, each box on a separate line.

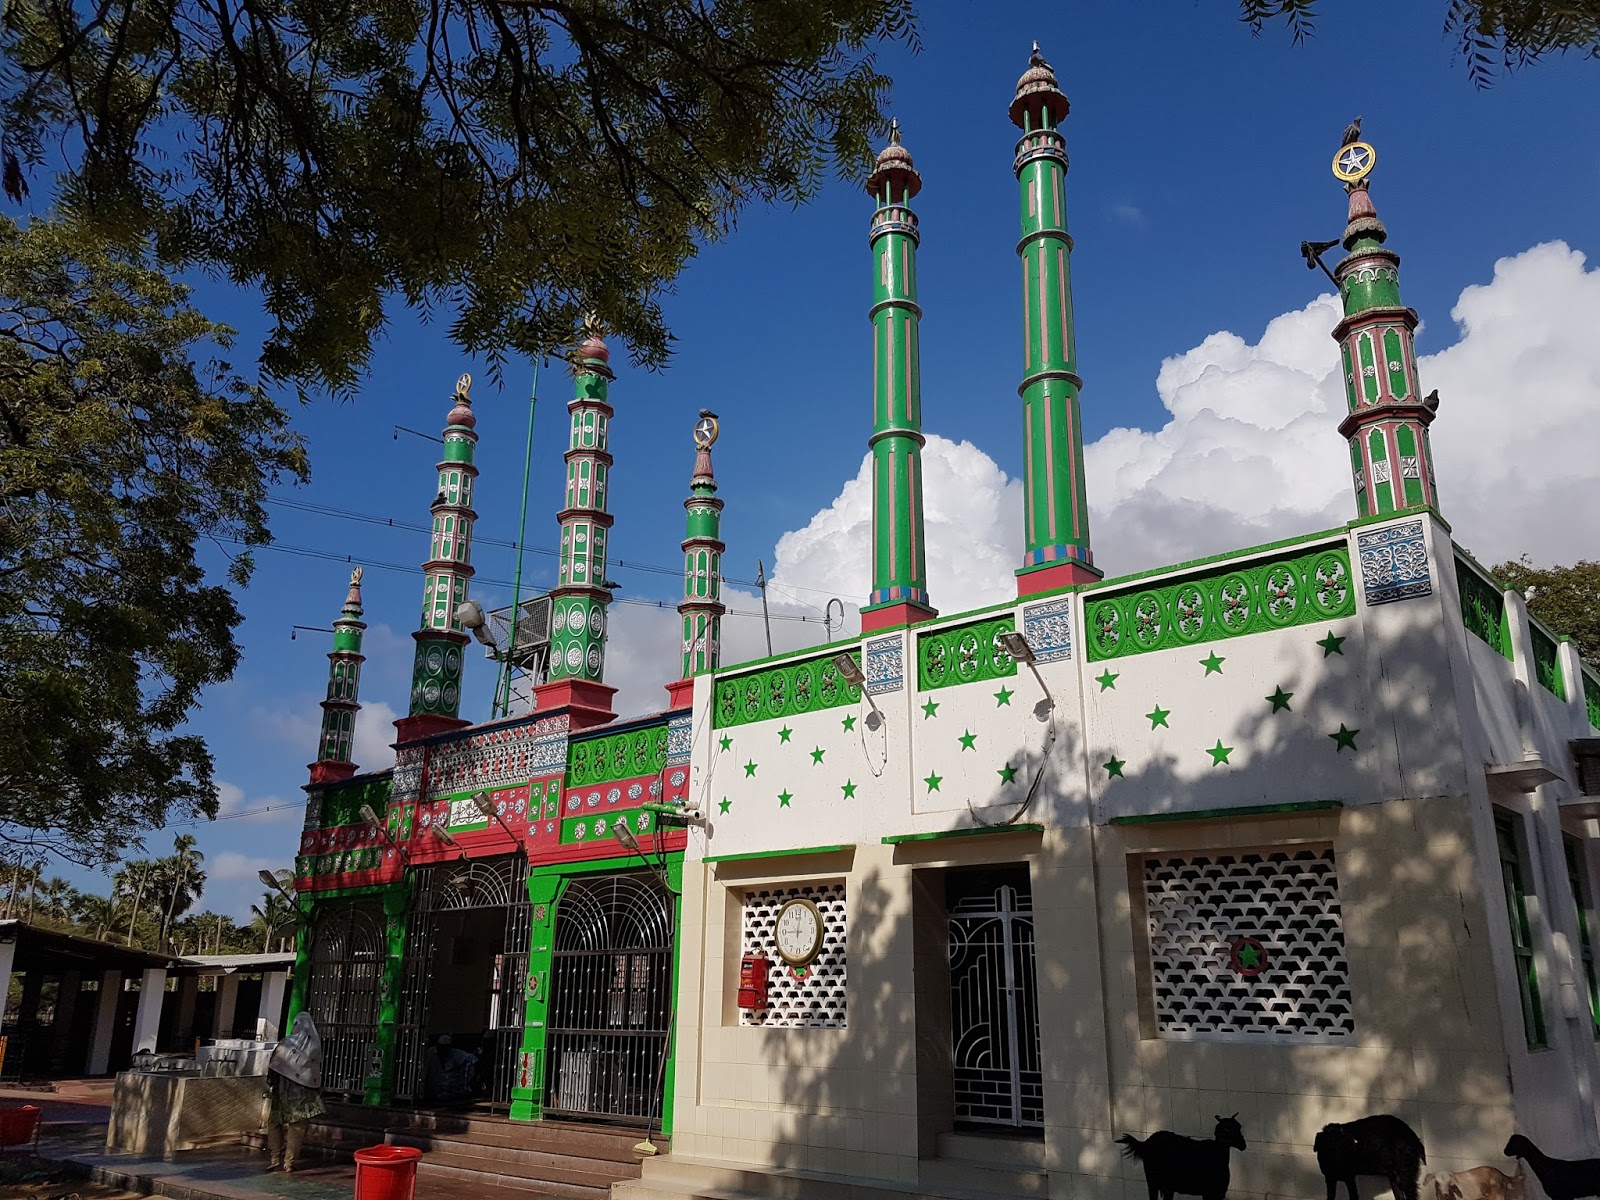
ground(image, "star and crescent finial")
xmin=1331 ymin=116 xmax=1376 ymax=187
xmin=693 ymin=409 xmax=720 ymax=451
xmin=350 ymin=566 xmax=363 ymax=587
xmin=454 ymin=372 xmax=472 ymax=400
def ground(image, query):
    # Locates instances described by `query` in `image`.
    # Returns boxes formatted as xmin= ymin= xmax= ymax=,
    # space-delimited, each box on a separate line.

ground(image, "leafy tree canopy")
xmin=0 ymin=215 xmax=308 ymax=864
xmin=0 ymin=0 xmax=918 ymax=391
xmin=1240 ymin=1 xmax=1599 ymax=86
xmin=1492 ymin=556 xmax=1600 ymax=664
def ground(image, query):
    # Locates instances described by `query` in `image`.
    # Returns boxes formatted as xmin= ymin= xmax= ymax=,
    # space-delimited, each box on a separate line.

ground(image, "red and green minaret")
xmin=396 ymin=375 xmax=477 ymax=742
xmin=532 ymin=331 xmax=618 ymax=729
xmin=860 ymin=121 xmax=937 ymax=633
xmin=308 ymin=567 xmax=365 ymax=785
xmin=666 ymin=412 xmax=726 ymax=709
xmin=1010 ymin=45 xmax=1101 ymax=596
xmin=1329 ymin=138 xmax=1441 ymax=517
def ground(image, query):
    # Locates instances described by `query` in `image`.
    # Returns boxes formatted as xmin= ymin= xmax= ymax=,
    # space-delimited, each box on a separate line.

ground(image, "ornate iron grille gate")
xmin=393 ymin=854 xmax=530 ymax=1109
xmin=544 ymin=872 xmax=674 ymax=1122
xmin=948 ymin=870 xmax=1043 ymax=1129
xmin=307 ymin=899 xmax=385 ymax=1097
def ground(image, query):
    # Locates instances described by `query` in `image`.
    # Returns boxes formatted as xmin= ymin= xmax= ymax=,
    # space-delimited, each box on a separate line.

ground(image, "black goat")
xmin=1505 ymin=1134 xmax=1600 ymax=1200
xmin=1117 ymin=1114 xmax=1248 ymax=1200
xmin=1315 ymin=1114 xmax=1427 ymax=1200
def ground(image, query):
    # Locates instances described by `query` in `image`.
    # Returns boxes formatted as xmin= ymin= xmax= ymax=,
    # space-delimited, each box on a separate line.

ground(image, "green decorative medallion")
xmin=918 ymin=616 xmax=1020 ymax=692
xmin=568 ymin=724 xmax=670 ymax=787
xmin=713 ymin=651 xmax=863 ymax=730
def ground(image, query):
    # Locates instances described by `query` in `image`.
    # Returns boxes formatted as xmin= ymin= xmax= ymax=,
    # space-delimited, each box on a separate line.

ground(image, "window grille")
xmin=1141 ymin=846 xmax=1354 ymax=1038
xmin=1495 ymin=811 xmax=1547 ymax=1049
xmin=739 ymin=883 xmax=847 ymax=1028
xmin=1563 ymin=836 xmax=1600 ymax=1040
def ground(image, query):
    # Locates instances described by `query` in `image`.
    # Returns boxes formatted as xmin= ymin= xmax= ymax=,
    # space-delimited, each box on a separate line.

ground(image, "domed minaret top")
xmin=1010 ymin=42 xmax=1070 ymax=128
xmin=866 ymin=118 xmax=921 ymax=201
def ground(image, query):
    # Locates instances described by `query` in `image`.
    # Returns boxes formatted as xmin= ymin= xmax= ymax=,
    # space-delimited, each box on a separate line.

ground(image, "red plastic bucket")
xmin=353 ymin=1144 xmax=421 ymax=1200
xmin=0 ymin=1106 xmax=40 ymax=1149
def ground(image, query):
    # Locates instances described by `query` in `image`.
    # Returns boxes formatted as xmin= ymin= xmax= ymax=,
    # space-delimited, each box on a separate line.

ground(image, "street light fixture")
xmin=832 ymin=652 xmax=881 ymax=724
xmin=471 ymin=791 xmax=526 ymax=854
xmin=359 ymin=804 xmax=409 ymax=863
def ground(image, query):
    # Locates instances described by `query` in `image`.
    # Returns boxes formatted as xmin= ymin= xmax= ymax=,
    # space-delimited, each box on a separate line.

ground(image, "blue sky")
xmin=58 ymin=1 xmax=1600 ymax=916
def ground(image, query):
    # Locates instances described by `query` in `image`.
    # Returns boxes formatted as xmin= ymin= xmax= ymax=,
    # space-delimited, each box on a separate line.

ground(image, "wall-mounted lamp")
xmin=471 ymin=791 xmax=526 ymax=854
xmin=431 ymin=824 xmax=467 ymax=859
xmin=290 ymin=625 xmax=333 ymax=642
xmin=257 ymin=869 xmax=294 ymax=901
xmin=833 ymin=652 xmax=881 ymax=723
xmin=456 ymin=600 xmax=500 ymax=659
xmin=613 ymin=821 xmax=643 ymax=855
xmin=359 ymin=804 xmax=410 ymax=863
xmin=998 ymin=630 xmax=1053 ymax=713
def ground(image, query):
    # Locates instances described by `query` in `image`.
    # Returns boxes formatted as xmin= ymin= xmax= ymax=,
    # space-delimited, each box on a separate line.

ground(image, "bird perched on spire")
xmin=1423 ymin=388 xmax=1440 ymax=412
xmin=1340 ymin=116 xmax=1364 ymax=147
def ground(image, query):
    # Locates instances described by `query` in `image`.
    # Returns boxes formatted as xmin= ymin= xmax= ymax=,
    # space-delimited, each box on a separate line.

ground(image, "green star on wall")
xmin=994 ymin=686 xmax=1014 ymax=707
xmin=718 ymin=734 xmax=732 ymax=752
xmin=1317 ymin=630 xmax=1347 ymax=657
xmin=1103 ymin=755 xmax=1126 ymax=778
xmin=958 ymin=730 xmax=977 ymax=751
xmin=1329 ymin=723 xmax=1360 ymax=752
xmin=997 ymin=763 xmax=1018 ymax=784
xmin=841 ymin=780 xmax=857 ymax=799
xmin=743 ymin=760 xmax=758 ymax=778
xmin=1200 ymin=651 xmax=1226 ymax=675
xmin=1146 ymin=704 xmax=1171 ymax=729
xmin=1096 ymin=669 xmax=1119 ymax=691
xmin=778 ymin=790 xmax=793 ymax=808
xmin=810 ymin=746 xmax=825 ymax=765
xmin=718 ymin=797 xmax=732 ymax=814
xmin=1206 ymin=739 xmax=1233 ymax=766
xmin=924 ymin=771 xmax=943 ymax=793
xmin=922 ymin=698 xmax=940 ymax=719
xmin=778 ymin=725 xmax=793 ymax=743
xmin=1266 ymin=686 xmax=1294 ymax=713
xmin=841 ymin=714 xmax=857 ymax=732
xmin=1236 ymin=942 xmax=1261 ymax=969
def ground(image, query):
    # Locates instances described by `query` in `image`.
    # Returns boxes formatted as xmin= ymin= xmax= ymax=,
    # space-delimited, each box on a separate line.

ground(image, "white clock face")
xmin=774 ymin=899 xmax=823 ymax=966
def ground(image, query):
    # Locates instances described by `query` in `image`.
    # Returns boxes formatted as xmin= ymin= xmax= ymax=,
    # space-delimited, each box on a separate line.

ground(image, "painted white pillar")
xmin=174 ymin=974 xmax=199 ymax=1051
xmin=132 ymin=967 xmax=167 ymax=1054
xmin=88 ymin=970 xmax=121 ymax=1074
xmin=256 ymin=971 xmax=288 ymax=1040
xmin=0 ymin=939 xmax=16 ymax=1034
xmin=213 ymin=974 xmax=240 ymax=1039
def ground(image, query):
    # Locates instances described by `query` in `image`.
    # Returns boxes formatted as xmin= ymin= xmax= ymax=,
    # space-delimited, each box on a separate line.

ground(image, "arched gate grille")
xmin=948 ymin=871 xmax=1043 ymax=1129
xmin=307 ymin=899 xmax=385 ymax=1096
xmin=544 ymin=872 xmax=674 ymax=1121
xmin=393 ymin=855 xmax=530 ymax=1109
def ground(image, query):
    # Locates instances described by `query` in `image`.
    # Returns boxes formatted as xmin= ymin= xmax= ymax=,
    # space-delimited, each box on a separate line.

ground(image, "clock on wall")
xmin=773 ymin=898 xmax=824 ymax=967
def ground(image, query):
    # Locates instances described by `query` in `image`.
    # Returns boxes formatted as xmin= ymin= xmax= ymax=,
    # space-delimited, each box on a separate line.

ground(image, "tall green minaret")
xmin=1010 ymin=45 xmax=1101 ymax=596
xmin=397 ymin=374 xmax=477 ymax=742
xmin=1329 ymin=134 xmax=1441 ymax=517
xmin=666 ymin=412 xmax=726 ymax=709
xmin=860 ymin=120 xmax=937 ymax=633
xmin=533 ymin=329 xmax=618 ymax=729
xmin=309 ymin=567 xmax=365 ymax=785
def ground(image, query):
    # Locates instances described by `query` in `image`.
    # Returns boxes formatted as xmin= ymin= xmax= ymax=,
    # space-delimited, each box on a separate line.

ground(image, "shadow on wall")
xmin=721 ymin=597 xmax=1596 ymax=1200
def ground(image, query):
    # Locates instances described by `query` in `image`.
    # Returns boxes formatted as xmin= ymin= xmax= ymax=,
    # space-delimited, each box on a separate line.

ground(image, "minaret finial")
xmin=1011 ymin=44 xmax=1100 ymax=595
xmin=888 ymin=117 xmax=901 ymax=145
xmin=1327 ymin=132 xmax=1440 ymax=519
xmin=670 ymin=411 xmax=726 ymax=702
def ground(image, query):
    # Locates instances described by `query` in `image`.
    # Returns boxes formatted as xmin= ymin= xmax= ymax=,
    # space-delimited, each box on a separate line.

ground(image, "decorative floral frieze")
xmin=917 ymin=616 xmax=1019 ymax=692
xmin=712 ymin=652 xmax=863 ymax=730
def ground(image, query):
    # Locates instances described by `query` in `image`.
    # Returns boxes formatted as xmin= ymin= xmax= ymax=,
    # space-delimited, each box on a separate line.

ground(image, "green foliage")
xmin=1492 ymin=556 xmax=1600 ymax=665
xmin=0 ymin=0 xmax=919 ymax=391
xmin=1238 ymin=0 xmax=1599 ymax=85
xmin=0 ymin=218 xmax=307 ymax=863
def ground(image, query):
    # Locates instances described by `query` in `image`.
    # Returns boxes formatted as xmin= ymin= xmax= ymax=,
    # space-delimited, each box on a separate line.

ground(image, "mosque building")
xmin=287 ymin=45 xmax=1600 ymax=1200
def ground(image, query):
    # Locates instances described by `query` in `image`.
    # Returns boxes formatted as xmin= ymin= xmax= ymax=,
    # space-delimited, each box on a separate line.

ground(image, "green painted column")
xmin=314 ymin=569 xmax=365 ymax=775
xmin=1329 ymin=137 xmax=1441 ymax=518
xmin=548 ymin=333 xmax=616 ymax=683
xmin=365 ymin=887 xmax=409 ymax=1106
xmin=407 ymin=375 xmax=478 ymax=720
xmin=680 ymin=413 xmax=726 ymax=680
xmin=1010 ymin=45 xmax=1101 ymax=596
xmin=285 ymin=895 xmax=315 ymax=1026
xmin=510 ymin=873 xmax=562 ymax=1122
xmin=860 ymin=121 xmax=936 ymax=634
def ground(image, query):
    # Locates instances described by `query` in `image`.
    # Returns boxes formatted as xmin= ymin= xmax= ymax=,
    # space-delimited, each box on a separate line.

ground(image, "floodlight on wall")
xmin=360 ymin=803 xmax=409 ymax=862
xmin=456 ymin=599 xmax=500 ymax=657
xmin=833 ymin=651 xmax=880 ymax=721
xmin=257 ymin=869 xmax=293 ymax=901
xmin=997 ymin=630 xmax=1036 ymax=665
xmin=471 ymin=790 xmax=526 ymax=853
xmin=613 ymin=822 xmax=643 ymax=855
xmin=431 ymin=824 xmax=467 ymax=859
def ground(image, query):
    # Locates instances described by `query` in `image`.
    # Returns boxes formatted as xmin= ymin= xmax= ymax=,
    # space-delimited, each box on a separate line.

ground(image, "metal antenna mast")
xmin=495 ymin=358 xmax=542 ymax=718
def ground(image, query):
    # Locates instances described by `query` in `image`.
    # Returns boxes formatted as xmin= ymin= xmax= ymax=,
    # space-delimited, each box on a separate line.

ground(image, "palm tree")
xmin=72 ymin=893 xmax=122 ymax=941
xmin=38 ymin=877 xmax=77 ymax=925
xmin=249 ymin=879 xmax=295 ymax=954
xmin=115 ymin=861 xmax=156 ymax=946
xmin=159 ymin=834 xmax=205 ymax=951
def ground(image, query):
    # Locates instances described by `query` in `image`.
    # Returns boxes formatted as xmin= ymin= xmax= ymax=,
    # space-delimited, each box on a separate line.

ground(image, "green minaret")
xmin=399 ymin=374 xmax=477 ymax=738
xmin=860 ymin=120 xmax=936 ymax=633
xmin=1329 ymin=133 xmax=1440 ymax=517
xmin=667 ymin=412 xmax=726 ymax=709
xmin=309 ymin=567 xmax=364 ymax=785
xmin=1011 ymin=45 xmax=1101 ymax=596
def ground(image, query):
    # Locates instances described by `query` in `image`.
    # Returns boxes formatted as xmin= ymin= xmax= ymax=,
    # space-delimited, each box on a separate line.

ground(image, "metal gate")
xmin=947 ymin=869 xmax=1043 ymax=1129
xmin=393 ymin=854 xmax=530 ymax=1109
xmin=307 ymin=899 xmax=385 ymax=1096
xmin=543 ymin=872 xmax=674 ymax=1121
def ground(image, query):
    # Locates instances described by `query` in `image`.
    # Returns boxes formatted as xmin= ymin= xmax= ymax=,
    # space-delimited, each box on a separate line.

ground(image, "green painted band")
xmin=868 ymin=298 xmax=923 ymax=320
xmin=705 ymin=844 xmax=854 ymax=864
xmin=883 ymin=823 xmax=1044 ymax=845
xmin=1109 ymin=799 xmax=1344 ymax=826
xmin=868 ymin=428 xmax=928 ymax=449
xmin=1015 ymin=230 xmax=1074 ymax=256
xmin=1018 ymin=368 xmax=1083 ymax=394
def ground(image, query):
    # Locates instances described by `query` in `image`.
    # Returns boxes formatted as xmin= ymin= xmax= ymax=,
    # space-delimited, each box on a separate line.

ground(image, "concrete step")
xmin=618 ymin=1153 xmax=1044 ymax=1200
xmin=935 ymin=1130 xmax=1046 ymax=1169
xmin=414 ymin=1146 xmax=616 ymax=1199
